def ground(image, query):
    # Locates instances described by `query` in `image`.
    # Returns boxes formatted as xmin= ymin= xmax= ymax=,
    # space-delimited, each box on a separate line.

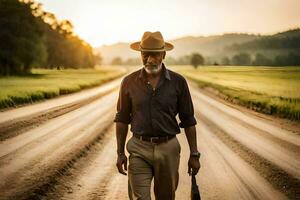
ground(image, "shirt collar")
xmin=137 ymin=63 xmax=171 ymax=81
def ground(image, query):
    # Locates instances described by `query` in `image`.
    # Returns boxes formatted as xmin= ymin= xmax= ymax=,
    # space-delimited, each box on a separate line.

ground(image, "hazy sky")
xmin=37 ymin=0 xmax=300 ymax=47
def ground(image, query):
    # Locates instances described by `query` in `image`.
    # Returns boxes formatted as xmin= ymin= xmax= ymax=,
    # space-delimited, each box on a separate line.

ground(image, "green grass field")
xmin=0 ymin=66 xmax=126 ymax=109
xmin=171 ymin=66 xmax=300 ymax=120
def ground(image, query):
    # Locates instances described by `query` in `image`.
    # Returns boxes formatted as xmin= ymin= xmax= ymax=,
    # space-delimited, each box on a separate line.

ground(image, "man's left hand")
xmin=188 ymin=156 xmax=201 ymax=175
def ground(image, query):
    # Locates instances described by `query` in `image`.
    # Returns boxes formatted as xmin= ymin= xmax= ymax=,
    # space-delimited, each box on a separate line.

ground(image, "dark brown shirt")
xmin=113 ymin=63 xmax=197 ymax=136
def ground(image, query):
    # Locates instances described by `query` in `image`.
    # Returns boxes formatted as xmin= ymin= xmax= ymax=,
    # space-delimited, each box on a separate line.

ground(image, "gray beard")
xmin=144 ymin=63 xmax=162 ymax=75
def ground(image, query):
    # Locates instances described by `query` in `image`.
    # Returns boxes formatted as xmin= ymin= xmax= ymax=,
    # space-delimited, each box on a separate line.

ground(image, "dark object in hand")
xmin=191 ymin=174 xmax=201 ymax=200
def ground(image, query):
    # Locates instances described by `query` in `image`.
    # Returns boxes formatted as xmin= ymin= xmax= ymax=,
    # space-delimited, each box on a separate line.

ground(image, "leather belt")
xmin=133 ymin=133 xmax=175 ymax=144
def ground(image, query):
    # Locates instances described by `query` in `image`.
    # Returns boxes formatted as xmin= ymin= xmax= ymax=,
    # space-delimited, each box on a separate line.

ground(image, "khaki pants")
xmin=126 ymin=135 xmax=181 ymax=200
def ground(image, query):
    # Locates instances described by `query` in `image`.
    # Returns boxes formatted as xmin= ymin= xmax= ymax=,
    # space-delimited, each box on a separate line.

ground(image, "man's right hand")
xmin=116 ymin=153 xmax=128 ymax=175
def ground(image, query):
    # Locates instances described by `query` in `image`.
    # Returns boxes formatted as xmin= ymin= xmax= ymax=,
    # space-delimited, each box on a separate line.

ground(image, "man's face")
xmin=141 ymin=51 xmax=166 ymax=75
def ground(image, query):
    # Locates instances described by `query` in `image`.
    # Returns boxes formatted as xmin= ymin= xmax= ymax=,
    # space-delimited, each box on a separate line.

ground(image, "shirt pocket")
xmin=156 ymin=91 xmax=178 ymax=114
xmin=131 ymin=91 xmax=148 ymax=112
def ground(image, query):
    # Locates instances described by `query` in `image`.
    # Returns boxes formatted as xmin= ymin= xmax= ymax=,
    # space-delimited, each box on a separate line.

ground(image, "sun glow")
xmin=37 ymin=0 xmax=300 ymax=47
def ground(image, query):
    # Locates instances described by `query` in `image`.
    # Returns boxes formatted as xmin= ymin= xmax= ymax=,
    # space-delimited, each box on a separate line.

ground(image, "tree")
xmin=0 ymin=0 xmax=47 ymax=75
xmin=221 ymin=57 xmax=230 ymax=65
xmin=0 ymin=0 xmax=100 ymax=74
xmin=42 ymin=17 xmax=98 ymax=69
xmin=231 ymin=53 xmax=251 ymax=66
xmin=274 ymin=53 xmax=300 ymax=66
xmin=252 ymin=53 xmax=272 ymax=66
xmin=190 ymin=53 xmax=204 ymax=68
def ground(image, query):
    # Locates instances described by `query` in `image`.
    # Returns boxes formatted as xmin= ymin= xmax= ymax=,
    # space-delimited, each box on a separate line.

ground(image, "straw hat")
xmin=130 ymin=31 xmax=174 ymax=52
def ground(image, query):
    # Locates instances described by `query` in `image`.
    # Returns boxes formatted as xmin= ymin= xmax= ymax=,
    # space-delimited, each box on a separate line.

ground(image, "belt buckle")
xmin=150 ymin=137 xmax=160 ymax=144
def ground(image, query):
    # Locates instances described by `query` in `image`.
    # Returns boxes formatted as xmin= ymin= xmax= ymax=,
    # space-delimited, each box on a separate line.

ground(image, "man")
xmin=114 ymin=31 xmax=201 ymax=200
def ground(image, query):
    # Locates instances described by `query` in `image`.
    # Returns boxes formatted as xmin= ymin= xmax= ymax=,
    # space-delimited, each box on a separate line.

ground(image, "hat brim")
xmin=130 ymin=41 xmax=174 ymax=52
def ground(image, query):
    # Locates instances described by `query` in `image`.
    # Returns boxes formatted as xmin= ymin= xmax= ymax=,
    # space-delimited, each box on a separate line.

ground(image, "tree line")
xmin=223 ymin=28 xmax=300 ymax=66
xmin=109 ymin=53 xmax=205 ymax=68
xmin=227 ymin=29 xmax=300 ymax=51
xmin=108 ymin=28 xmax=300 ymax=67
xmin=110 ymin=50 xmax=300 ymax=67
xmin=0 ymin=0 xmax=101 ymax=75
xmin=220 ymin=52 xmax=300 ymax=66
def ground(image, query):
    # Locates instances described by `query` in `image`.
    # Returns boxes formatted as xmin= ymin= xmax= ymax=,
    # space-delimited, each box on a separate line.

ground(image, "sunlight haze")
xmin=36 ymin=0 xmax=300 ymax=47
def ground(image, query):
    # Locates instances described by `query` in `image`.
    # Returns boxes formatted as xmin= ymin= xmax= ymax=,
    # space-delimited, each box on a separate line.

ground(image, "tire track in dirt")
xmin=0 ymin=74 xmax=298 ymax=200
xmin=191 ymin=85 xmax=299 ymax=199
xmin=194 ymin=120 xmax=287 ymax=200
xmin=192 ymin=92 xmax=300 ymax=179
xmin=187 ymin=80 xmax=300 ymax=140
xmin=0 ymin=91 xmax=118 ymax=200
xmin=40 ymin=125 xmax=118 ymax=200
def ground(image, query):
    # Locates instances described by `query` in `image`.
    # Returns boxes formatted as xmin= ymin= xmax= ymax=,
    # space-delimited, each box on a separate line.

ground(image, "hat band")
xmin=140 ymin=44 xmax=165 ymax=50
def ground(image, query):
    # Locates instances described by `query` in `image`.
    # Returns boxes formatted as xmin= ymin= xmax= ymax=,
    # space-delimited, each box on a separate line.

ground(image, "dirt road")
xmin=0 ymin=75 xmax=299 ymax=200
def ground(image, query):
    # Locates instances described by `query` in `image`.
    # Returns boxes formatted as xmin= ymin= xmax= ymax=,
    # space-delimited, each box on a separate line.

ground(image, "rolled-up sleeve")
xmin=178 ymin=78 xmax=197 ymax=128
xmin=113 ymin=77 xmax=132 ymax=124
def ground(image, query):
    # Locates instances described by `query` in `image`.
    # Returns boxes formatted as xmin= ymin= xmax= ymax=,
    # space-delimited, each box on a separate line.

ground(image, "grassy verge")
xmin=0 ymin=66 xmax=126 ymax=109
xmin=172 ymin=65 xmax=300 ymax=121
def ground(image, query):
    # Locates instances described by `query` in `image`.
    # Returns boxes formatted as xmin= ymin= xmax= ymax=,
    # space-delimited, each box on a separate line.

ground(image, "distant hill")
xmin=226 ymin=29 xmax=300 ymax=51
xmin=274 ymin=28 xmax=300 ymax=38
xmin=224 ymin=28 xmax=300 ymax=63
xmin=95 ymin=28 xmax=300 ymax=64
xmin=95 ymin=33 xmax=259 ymax=64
